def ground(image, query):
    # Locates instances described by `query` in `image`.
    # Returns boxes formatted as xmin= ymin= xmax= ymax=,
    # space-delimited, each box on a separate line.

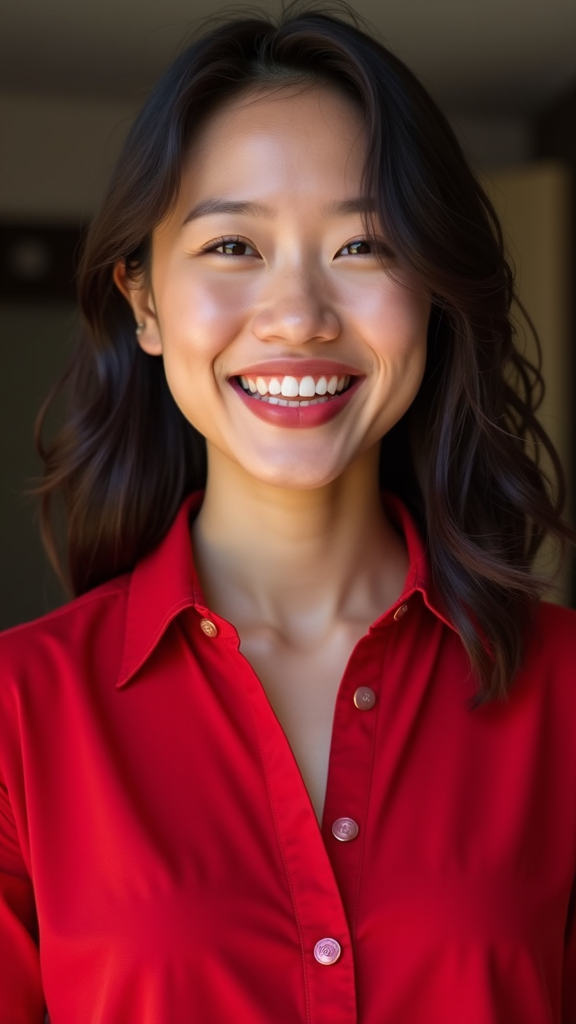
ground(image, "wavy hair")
xmin=36 ymin=3 xmax=572 ymax=702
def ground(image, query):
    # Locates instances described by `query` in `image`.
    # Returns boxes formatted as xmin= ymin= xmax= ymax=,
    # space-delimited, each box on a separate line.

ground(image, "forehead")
xmin=177 ymin=84 xmax=367 ymax=206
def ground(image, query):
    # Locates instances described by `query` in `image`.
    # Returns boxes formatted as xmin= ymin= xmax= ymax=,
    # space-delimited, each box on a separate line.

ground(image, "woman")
xmin=1 ymin=6 xmax=574 ymax=1023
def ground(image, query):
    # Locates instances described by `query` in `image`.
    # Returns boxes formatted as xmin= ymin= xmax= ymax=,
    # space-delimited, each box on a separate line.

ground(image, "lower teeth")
xmin=244 ymin=391 xmax=331 ymax=406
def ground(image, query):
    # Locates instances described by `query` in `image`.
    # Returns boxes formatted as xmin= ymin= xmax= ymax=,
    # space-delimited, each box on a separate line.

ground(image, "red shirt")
xmin=1 ymin=493 xmax=575 ymax=1024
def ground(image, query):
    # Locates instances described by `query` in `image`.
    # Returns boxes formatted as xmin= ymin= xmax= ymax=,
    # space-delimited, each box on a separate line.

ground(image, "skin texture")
xmin=115 ymin=85 xmax=431 ymax=820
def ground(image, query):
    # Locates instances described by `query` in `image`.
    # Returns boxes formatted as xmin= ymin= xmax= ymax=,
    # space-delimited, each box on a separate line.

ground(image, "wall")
xmin=483 ymin=163 xmax=573 ymax=600
xmin=0 ymin=94 xmax=137 ymax=221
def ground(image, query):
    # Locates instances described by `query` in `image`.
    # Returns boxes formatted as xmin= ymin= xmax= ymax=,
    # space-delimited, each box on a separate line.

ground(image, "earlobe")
xmin=112 ymin=260 xmax=163 ymax=356
xmin=135 ymin=326 xmax=163 ymax=357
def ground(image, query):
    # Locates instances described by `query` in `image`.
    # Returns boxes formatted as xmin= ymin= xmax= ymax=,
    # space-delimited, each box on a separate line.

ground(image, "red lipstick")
xmin=233 ymin=359 xmax=361 ymax=378
xmin=229 ymin=376 xmax=363 ymax=428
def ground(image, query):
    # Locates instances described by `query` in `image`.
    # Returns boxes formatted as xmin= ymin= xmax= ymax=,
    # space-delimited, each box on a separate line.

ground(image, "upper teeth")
xmin=239 ymin=374 xmax=349 ymax=397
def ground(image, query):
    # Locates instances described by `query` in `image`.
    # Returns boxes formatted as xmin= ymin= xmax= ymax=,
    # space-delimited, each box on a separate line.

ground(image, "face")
xmin=119 ymin=85 xmax=430 ymax=491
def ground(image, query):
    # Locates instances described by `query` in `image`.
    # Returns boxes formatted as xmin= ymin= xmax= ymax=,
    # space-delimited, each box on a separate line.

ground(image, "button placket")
xmin=322 ymin=633 xmax=385 ymax=942
xmin=233 ymin=638 xmax=357 ymax=1022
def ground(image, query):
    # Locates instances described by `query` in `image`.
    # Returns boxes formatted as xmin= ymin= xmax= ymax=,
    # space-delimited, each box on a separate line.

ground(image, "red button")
xmin=314 ymin=938 xmax=341 ymax=965
xmin=332 ymin=817 xmax=359 ymax=842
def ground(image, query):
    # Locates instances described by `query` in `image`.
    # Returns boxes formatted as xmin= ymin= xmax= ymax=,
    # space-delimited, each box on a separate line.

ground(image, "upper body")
xmin=1 ymin=492 xmax=575 ymax=1024
xmin=1 ymin=8 xmax=575 ymax=1023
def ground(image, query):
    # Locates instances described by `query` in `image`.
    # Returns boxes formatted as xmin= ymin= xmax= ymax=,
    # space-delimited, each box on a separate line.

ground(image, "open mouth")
xmin=235 ymin=372 xmax=355 ymax=407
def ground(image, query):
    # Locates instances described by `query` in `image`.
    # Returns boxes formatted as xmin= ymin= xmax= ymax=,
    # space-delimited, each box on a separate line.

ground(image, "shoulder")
xmin=0 ymin=575 xmax=130 ymax=700
xmin=516 ymin=600 xmax=576 ymax=704
xmin=529 ymin=601 xmax=575 ymax=657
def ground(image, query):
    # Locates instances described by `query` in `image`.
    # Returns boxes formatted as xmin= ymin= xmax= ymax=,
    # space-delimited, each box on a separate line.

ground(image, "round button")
xmin=332 ymin=817 xmax=359 ymax=842
xmin=314 ymin=938 xmax=342 ymax=965
xmin=353 ymin=686 xmax=376 ymax=710
xmin=200 ymin=618 xmax=218 ymax=637
xmin=393 ymin=603 xmax=409 ymax=621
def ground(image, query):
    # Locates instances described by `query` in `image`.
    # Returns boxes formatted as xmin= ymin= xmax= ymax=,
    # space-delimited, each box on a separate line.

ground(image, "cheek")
xmin=367 ymin=285 xmax=430 ymax=376
xmin=342 ymin=270 xmax=429 ymax=347
xmin=161 ymin=272 xmax=248 ymax=351
xmin=155 ymin=270 xmax=257 ymax=411
xmin=152 ymin=268 xmax=255 ymax=438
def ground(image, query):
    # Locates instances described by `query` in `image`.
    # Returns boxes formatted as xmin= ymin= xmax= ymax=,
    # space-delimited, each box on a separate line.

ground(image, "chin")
xmin=248 ymin=461 xmax=347 ymax=492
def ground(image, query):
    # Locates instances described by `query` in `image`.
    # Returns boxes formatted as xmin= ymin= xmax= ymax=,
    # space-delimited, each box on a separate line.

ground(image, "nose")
xmin=252 ymin=265 xmax=340 ymax=346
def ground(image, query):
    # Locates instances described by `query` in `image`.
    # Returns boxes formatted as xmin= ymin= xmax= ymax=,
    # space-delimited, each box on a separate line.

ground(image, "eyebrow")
xmin=182 ymin=196 xmax=376 ymax=226
xmin=329 ymin=198 xmax=376 ymax=216
xmin=182 ymin=199 xmax=273 ymax=226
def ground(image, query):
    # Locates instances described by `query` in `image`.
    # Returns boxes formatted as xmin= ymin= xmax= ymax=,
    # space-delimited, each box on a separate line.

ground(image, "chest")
xmin=237 ymin=621 xmax=372 ymax=821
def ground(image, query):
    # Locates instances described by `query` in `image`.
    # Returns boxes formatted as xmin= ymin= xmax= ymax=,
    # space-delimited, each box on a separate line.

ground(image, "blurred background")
xmin=1 ymin=0 xmax=575 ymax=628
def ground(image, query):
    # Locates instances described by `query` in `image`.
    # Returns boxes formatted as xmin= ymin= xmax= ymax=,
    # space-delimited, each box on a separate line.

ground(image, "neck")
xmin=192 ymin=443 xmax=408 ymax=638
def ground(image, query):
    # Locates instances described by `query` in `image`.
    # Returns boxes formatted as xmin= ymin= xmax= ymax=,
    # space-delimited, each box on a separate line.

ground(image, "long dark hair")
xmin=36 ymin=3 xmax=572 ymax=701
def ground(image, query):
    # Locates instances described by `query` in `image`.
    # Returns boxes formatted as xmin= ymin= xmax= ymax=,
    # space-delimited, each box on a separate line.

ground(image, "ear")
xmin=113 ymin=260 xmax=163 ymax=356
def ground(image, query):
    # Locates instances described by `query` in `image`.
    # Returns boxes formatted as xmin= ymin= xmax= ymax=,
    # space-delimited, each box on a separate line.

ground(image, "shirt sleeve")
xmin=563 ymin=875 xmax=576 ymax=1024
xmin=0 ymin=775 xmax=45 ymax=1024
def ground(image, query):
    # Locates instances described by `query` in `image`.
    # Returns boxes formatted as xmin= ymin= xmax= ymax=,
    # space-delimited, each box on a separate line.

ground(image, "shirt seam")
xmin=0 ymin=580 xmax=130 ymax=640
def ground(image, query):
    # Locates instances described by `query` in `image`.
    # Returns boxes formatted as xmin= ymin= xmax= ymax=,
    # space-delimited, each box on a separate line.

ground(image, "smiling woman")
xmin=1 ymin=6 xmax=575 ymax=1024
xmin=114 ymin=86 xmax=430 ymax=490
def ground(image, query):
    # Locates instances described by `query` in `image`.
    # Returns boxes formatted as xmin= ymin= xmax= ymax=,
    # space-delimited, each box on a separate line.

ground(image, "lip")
xmin=232 ymin=359 xmax=362 ymax=378
xmin=230 ymin=375 xmax=363 ymax=429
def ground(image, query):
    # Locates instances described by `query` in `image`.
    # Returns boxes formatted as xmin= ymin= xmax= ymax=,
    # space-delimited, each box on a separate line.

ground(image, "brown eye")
xmin=338 ymin=238 xmax=396 ymax=260
xmin=219 ymin=240 xmax=249 ymax=256
xmin=207 ymin=237 xmax=260 ymax=257
xmin=342 ymin=240 xmax=372 ymax=255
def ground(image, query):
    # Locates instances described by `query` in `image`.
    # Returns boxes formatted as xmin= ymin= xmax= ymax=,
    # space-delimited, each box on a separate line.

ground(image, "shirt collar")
xmin=117 ymin=492 xmax=205 ymax=688
xmin=117 ymin=491 xmax=456 ymax=688
xmin=374 ymin=493 xmax=455 ymax=633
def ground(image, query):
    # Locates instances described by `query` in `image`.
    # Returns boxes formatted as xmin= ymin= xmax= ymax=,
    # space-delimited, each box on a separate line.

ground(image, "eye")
xmin=337 ymin=238 xmax=396 ymax=259
xmin=340 ymin=240 xmax=371 ymax=256
xmin=202 ymin=236 xmax=260 ymax=258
